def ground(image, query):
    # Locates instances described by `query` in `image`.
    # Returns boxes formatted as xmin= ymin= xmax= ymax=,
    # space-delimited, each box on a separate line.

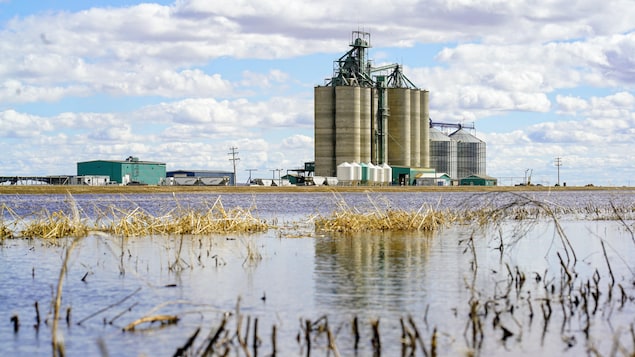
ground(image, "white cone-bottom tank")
xmin=337 ymin=162 xmax=353 ymax=183
xmin=381 ymin=163 xmax=392 ymax=185
xmin=367 ymin=162 xmax=378 ymax=184
xmin=375 ymin=163 xmax=384 ymax=184
xmin=351 ymin=162 xmax=362 ymax=182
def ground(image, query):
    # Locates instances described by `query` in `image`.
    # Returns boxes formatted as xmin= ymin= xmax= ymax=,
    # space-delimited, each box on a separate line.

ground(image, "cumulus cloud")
xmin=1 ymin=0 xmax=634 ymax=184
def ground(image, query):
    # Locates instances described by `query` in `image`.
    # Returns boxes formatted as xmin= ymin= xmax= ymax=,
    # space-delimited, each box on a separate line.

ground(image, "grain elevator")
xmin=314 ymin=31 xmax=430 ymax=179
xmin=314 ymin=31 xmax=488 ymax=184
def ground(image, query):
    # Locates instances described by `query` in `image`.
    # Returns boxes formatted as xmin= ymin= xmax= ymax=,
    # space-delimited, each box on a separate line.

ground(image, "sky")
xmin=1 ymin=0 xmax=634 ymax=186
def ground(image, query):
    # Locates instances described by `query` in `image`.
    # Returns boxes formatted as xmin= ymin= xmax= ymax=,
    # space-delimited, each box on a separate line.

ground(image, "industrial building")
xmin=314 ymin=31 xmax=490 ymax=185
xmin=165 ymin=170 xmax=232 ymax=186
xmin=459 ymin=174 xmax=498 ymax=186
xmin=77 ymin=156 xmax=166 ymax=185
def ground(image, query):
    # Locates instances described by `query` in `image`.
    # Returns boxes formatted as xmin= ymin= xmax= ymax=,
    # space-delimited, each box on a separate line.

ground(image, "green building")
xmin=77 ymin=157 xmax=166 ymax=185
xmin=390 ymin=166 xmax=437 ymax=185
xmin=459 ymin=174 xmax=498 ymax=186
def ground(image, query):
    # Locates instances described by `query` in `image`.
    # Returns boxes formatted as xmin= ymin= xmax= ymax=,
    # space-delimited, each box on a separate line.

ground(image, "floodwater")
xmin=1 ymin=190 xmax=635 ymax=356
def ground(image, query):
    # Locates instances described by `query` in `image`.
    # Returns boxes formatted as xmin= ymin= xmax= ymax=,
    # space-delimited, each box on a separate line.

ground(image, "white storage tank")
xmin=351 ymin=162 xmax=362 ymax=182
xmin=381 ymin=163 xmax=392 ymax=185
xmin=337 ymin=162 xmax=353 ymax=183
xmin=375 ymin=162 xmax=384 ymax=184
xmin=367 ymin=162 xmax=378 ymax=184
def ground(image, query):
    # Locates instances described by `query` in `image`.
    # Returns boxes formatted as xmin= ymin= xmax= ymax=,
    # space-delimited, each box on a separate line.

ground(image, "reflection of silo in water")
xmin=420 ymin=90 xmax=430 ymax=168
xmin=314 ymin=86 xmax=336 ymax=177
xmin=359 ymin=87 xmax=372 ymax=163
xmin=429 ymin=127 xmax=457 ymax=179
xmin=409 ymin=90 xmax=421 ymax=167
xmin=370 ymin=88 xmax=380 ymax=164
xmin=336 ymin=86 xmax=361 ymax=165
xmin=387 ymin=88 xmax=411 ymax=166
xmin=450 ymin=128 xmax=486 ymax=179
xmin=313 ymin=232 xmax=431 ymax=311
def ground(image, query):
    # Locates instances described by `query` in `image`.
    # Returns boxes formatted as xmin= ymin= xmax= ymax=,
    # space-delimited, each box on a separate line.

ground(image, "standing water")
xmin=1 ymin=190 xmax=634 ymax=356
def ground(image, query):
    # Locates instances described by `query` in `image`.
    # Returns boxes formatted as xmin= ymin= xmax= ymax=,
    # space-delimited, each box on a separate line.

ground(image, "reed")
xmin=21 ymin=210 xmax=90 ymax=240
xmin=99 ymin=197 xmax=270 ymax=237
xmin=314 ymin=203 xmax=453 ymax=233
xmin=4 ymin=191 xmax=635 ymax=240
xmin=5 ymin=195 xmax=270 ymax=239
xmin=1 ymin=203 xmax=16 ymax=241
xmin=0 ymin=222 xmax=12 ymax=241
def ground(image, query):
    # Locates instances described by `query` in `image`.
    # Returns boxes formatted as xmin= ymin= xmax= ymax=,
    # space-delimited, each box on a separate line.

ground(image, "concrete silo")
xmin=420 ymin=90 xmax=430 ymax=168
xmin=409 ymin=89 xmax=421 ymax=167
xmin=314 ymin=86 xmax=336 ymax=177
xmin=450 ymin=128 xmax=486 ymax=179
xmin=335 ymin=86 xmax=361 ymax=165
xmin=360 ymin=87 xmax=372 ymax=163
xmin=387 ymin=87 xmax=411 ymax=167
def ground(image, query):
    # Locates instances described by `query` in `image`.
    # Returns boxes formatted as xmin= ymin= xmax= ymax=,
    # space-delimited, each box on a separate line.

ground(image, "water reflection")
xmin=2 ymin=192 xmax=635 ymax=356
xmin=314 ymin=232 xmax=433 ymax=315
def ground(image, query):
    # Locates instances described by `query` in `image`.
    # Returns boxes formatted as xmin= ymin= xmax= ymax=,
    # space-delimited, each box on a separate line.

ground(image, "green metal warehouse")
xmin=459 ymin=174 xmax=498 ymax=186
xmin=77 ymin=157 xmax=166 ymax=185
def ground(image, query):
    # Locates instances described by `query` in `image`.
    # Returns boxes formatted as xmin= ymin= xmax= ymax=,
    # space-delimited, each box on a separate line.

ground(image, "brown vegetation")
xmin=99 ymin=197 xmax=270 ymax=237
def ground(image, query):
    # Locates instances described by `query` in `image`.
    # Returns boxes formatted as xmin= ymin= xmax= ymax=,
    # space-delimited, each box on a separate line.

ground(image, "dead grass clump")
xmin=103 ymin=202 xmax=270 ymax=237
xmin=1 ymin=203 xmax=17 ymax=240
xmin=315 ymin=206 xmax=453 ymax=233
xmin=0 ymin=223 xmax=12 ymax=240
xmin=21 ymin=210 xmax=90 ymax=239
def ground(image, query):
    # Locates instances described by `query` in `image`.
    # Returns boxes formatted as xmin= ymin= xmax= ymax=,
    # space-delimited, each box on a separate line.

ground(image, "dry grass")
xmin=314 ymin=207 xmax=453 ymax=233
xmin=20 ymin=195 xmax=89 ymax=239
xmin=3 ymin=190 xmax=635 ymax=239
xmin=4 ymin=195 xmax=270 ymax=239
xmin=99 ymin=196 xmax=270 ymax=237
xmin=314 ymin=192 xmax=455 ymax=233
xmin=0 ymin=223 xmax=12 ymax=240
xmin=1 ymin=203 xmax=16 ymax=240
xmin=21 ymin=211 xmax=90 ymax=239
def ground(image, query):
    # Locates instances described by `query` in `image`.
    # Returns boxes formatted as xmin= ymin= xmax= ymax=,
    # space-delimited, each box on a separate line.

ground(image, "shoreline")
xmin=0 ymin=184 xmax=631 ymax=195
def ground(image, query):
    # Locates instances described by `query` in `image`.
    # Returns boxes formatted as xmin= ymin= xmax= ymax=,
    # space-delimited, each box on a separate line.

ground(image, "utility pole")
xmin=276 ymin=168 xmax=283 ymax=186
xmin=554 ymin=157 xmax=562 ymax=186
xmin=270 ymin=169 xmax=276 ymax=186
xmin=245 ymin=169 xmax=257 ymax=185
xmin=228 ymin=147 xmax=239 ymax=186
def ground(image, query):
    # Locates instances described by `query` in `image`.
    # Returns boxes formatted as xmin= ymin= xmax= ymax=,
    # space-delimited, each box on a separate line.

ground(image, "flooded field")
xmin=1 ymin=190 xmax=635 ymax=356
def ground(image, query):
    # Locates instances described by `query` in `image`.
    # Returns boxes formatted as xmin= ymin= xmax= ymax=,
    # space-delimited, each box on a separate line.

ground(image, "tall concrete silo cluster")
xmin=314 ymin=31 xmax=430 ymax=178
xmin=314 ymin=31 xmax=487 ymax=183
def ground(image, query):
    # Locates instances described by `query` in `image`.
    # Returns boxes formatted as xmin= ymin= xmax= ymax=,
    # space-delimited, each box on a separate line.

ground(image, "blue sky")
xmin=1 ymin=0 xmax=635 ymax=186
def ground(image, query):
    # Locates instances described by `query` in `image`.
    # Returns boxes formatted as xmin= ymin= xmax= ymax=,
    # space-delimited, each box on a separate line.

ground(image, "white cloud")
xmin=1 ymin=0 xmax=635 ymax=185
